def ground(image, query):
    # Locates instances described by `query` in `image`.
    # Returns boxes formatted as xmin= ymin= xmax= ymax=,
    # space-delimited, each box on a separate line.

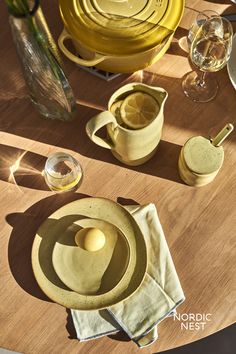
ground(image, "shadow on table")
xmin=1 ymin=71 xmax=235 ymax=187
xmin=169 ymin=27 xmax=189 ymax=58
xmin=6 ymin=193 xmax=89 ymax=302
xmin=155 ymin=322 xmax=236 ymax=354
xmin=66 ymin=309 xmax=77 ymax=340
xmin=6 ymin=193 xmax=135 ymax=342
xmin=203 ymin=0 xmax=234 ymax=4
xmin=222 ymin=5 xmax=236 ymax=19
xmin=0 ymin=144 xmax=48 ymax=191
xmin=0 ymin=68 xmax=185 ymax=184
xmin=0 ymin=98 xmax=184 ymax=184
xmin=81 ymin=137 xmax=183 ymax=184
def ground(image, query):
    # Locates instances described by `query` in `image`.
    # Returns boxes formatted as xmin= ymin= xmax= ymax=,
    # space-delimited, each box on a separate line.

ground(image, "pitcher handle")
xmin=86 ymin=111 xmax=118 ymax=149
xmin=58 ymin=28 xmax=106 ymax=66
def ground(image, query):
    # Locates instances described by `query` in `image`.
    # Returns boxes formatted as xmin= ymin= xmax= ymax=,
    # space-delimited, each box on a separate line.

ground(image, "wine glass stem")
xmin=197 ymin=72 xmax=207 ymax=88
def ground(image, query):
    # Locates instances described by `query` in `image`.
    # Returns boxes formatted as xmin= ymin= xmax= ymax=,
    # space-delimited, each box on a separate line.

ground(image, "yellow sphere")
xmin=75 ymin=228 xmax=106 ymax=252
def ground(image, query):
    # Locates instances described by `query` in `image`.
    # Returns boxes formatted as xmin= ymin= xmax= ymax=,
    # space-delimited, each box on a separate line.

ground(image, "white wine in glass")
xmin=44 ymin=152 xmax=83 ymax=192
xmin=183 ymin=16 xmax=233 ymax=102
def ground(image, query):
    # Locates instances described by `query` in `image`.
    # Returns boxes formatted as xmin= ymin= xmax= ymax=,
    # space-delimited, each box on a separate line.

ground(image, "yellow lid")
xmin=183 ymin=136 xmax=224 ymax=175
xmin=59 ymin=0 xmax=184 ymax=55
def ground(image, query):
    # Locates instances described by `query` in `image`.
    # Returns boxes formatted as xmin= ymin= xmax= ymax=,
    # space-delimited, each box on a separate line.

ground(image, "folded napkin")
xmin=71 ymin=204 xmax=185 ymax=348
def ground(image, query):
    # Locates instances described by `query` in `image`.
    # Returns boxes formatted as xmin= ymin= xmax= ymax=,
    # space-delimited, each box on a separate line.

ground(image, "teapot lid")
xmin=59 ymin=0 xmax=184 ymax=55
xmin=183 ymin=136 xmax=224 ymax=175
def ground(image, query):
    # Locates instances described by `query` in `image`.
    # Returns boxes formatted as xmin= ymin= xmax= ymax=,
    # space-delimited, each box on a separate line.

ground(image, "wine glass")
xmin=187 ymin=10 xmax=219 ymax=48
xmin=182 ymin=16 xmax=233 ymax=102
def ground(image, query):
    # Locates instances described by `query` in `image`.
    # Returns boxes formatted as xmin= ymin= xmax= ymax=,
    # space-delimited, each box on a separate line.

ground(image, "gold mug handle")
xmin=86 ymin=111 xmax=118 ymax=149
xmin=58 ymin=28 xmax=107 ymax=66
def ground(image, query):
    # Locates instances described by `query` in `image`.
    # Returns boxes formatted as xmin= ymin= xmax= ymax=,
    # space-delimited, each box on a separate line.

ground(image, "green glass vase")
xmin=7 ymin=0 xmax=76 ymax=121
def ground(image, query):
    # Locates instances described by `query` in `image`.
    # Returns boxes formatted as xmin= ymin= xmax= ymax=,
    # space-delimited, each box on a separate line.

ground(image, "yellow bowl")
xmin=52 ymin=218 xmax=131 ymax=296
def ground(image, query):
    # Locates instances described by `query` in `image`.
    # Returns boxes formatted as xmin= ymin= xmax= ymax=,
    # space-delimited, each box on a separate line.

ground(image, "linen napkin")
xmin=71 ymin=203 xmax=185 ymax=348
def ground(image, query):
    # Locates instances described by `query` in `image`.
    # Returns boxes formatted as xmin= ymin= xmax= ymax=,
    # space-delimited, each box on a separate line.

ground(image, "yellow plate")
xmin=31 ymin=197 xmax=147 ymax=310
xmin=52 ymin=218 xmax=130 ymax=295
xmin=59 ymin=0 xmax=185 ymax=55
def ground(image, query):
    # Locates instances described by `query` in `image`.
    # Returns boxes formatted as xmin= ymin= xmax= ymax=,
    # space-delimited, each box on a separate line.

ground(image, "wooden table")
xmin=1 ymin=1 xmax=235 ymax=353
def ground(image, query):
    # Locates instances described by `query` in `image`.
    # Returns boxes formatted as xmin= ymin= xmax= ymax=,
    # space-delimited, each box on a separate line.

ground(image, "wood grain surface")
xmin=0 ymin=1 xmax=235 ymax=353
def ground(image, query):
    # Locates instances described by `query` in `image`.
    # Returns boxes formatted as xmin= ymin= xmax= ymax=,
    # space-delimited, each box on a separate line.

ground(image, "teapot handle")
xmin=58 ymin=28 xmax=107 ymax=66
xmin=86 ymin=111 xmax=118 ymax=149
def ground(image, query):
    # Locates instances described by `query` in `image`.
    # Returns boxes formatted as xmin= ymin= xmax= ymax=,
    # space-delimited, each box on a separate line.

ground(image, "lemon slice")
xmin=120 ymin=92 xmax=160 ymax=129
xmin=110 ymin=100 xmax=123 ymax=125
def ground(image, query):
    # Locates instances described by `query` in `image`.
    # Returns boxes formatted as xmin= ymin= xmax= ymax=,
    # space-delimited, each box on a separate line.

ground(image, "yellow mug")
xmin=86 ymin=83 xmax=168 ymax=166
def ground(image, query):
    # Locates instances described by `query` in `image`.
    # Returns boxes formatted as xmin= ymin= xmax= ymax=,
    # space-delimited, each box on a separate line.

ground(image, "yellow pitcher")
xmin=86 ymin=83 xmax=168 ymax=166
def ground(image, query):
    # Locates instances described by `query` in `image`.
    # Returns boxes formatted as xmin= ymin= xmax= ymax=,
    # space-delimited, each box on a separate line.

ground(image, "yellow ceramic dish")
xmin=178 ymin=136 xmax=224 ymax=187
xmin=31 ymin=197 xmax=147 ymax=310
xmin=58 ymin=0 xmax=185 ymax=72
xmin=52 ymin=218 xmax=130 ymax=295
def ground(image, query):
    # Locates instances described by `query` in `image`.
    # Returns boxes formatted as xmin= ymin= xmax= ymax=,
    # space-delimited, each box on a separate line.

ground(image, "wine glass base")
xmin=182 ymin=71 xmax=219 ymax=102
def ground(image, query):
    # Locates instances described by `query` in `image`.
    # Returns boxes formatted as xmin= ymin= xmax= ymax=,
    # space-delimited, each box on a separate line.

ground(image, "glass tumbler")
xmin=44 ymin=152 xmax=83 ymax=192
